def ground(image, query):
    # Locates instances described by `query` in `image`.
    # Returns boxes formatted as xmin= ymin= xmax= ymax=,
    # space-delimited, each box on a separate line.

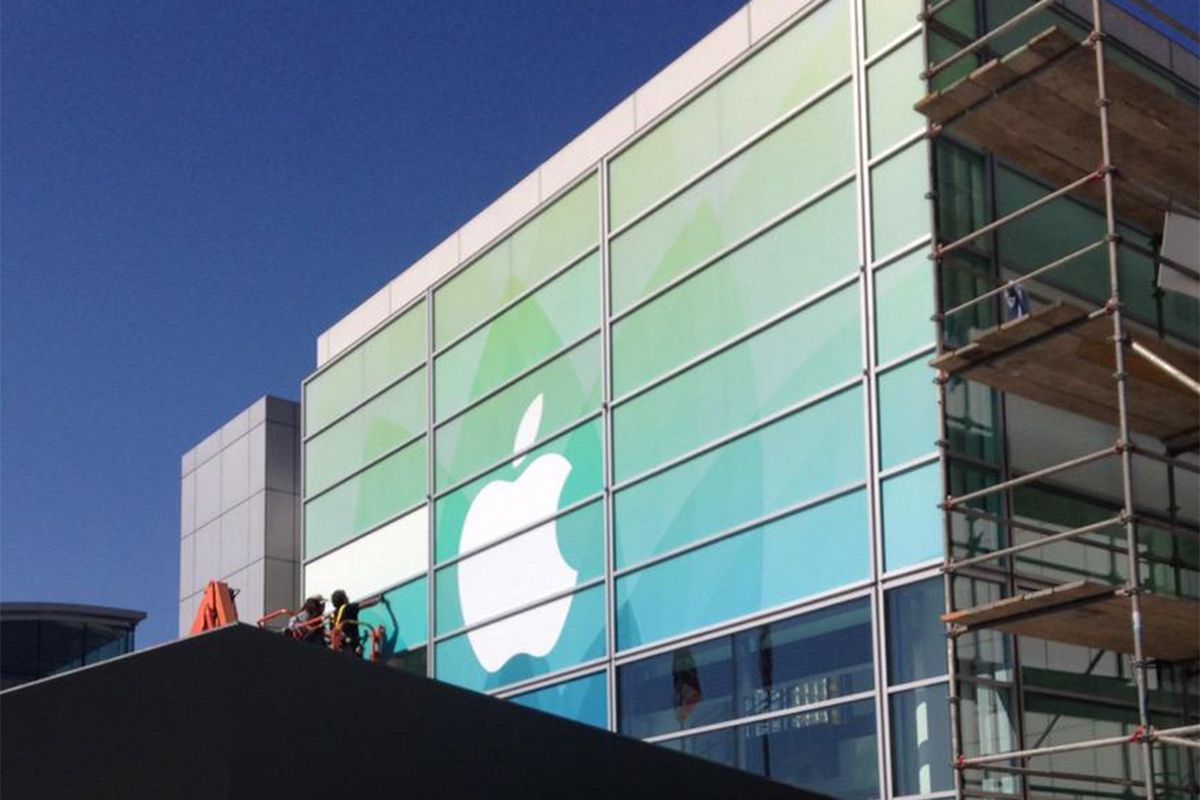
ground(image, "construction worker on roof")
xmin=329 ymin=589 xmax=360 ymax=655
xmin=286 ymin=595 xmax=326 ymax=645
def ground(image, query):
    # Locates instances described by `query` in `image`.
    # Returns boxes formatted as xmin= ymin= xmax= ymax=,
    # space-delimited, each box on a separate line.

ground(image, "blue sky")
xmin=1 ymin=0 xmax=744 ymax=647
xmin=3 ymin=1 xmax=1197 ymax=651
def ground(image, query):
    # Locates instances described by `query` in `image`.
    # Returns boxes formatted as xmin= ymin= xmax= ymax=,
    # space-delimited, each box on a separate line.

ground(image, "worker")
xmin=286 ymin=595 xmax=326 ymax=645
xmin=329 ymin=589 xmax=360 ymax=654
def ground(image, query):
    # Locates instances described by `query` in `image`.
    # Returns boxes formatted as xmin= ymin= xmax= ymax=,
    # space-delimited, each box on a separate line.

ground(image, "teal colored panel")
xmin=878 ymin=356 xmax=938 ymax=470
xmin=613 ymin=284 xmax=861 ymax=481
xmin=883 ymin=463 xmax=943 ymax=571
xmin=435 ymin=585 xmax=606 ymax=692
xmin=435 ymin=253 xmax=599 ymax=421
xmin=511 ymin=671 xmax=608 ymax=729
xmin=615 ymin=386 xmax=865 ymax=569
xmin=875 ymin=249 xmax=935 ymax=364
xmin=867 ymin=35 xmax=925 ymax=157
xmin=304 ymin=438 xmax=427 ymax=559
xmin=871 ymin=143 xmax=930 ymax=260
xmin=616 ymin=491 xmax=870 ymax=650
xmin=436 ymin=500 xmax=605 ymax=634
xmin=305 ymin=368 xmax=426 ymax=496
xmin=611 ymin=85 xmax=855 ymax=313
xmin=435 ymin=419 xmax=604 ymax=563
xmin=435 ymin=175 xmax=598 ymax=347
xmin=609 ymin=0 xmax=851 ymax=228
xmin=306 ymin=301 xmax=426 ymax=435
xmin=865 ymin=0 xmax=920 ymax=55
xmin=358 ymin=577 xmax=428 ymax=658
xmin=435 ymin=336 xmax=601 ymax=490
xmin=612 ymin=182 xmax=858 ymax=397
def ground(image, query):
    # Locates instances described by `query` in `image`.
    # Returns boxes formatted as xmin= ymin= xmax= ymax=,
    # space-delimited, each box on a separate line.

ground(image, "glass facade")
xmin=0 ymin=609 xmax=140 ymax=690
xmin=300 ymin=0 xmax=1198 ymax=796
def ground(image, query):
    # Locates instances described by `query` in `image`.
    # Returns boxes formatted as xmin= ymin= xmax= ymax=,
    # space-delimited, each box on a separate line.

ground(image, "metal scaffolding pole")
xmin=1087 ymin=1 xmax=1157 ymax=794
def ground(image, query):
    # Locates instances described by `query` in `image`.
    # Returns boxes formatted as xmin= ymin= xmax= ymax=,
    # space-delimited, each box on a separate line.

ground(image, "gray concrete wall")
xmin=179 ymin=397 xmax=300 ymax=636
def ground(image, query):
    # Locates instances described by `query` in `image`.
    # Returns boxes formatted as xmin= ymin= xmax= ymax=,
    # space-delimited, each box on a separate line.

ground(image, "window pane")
xmin=359 ymin=576 xmax=428 ymax=658
xmin=37 ymin=621 xmax=84 ymax=677
xmin=511 ymin=672 xmax=608 ymax=729
xmin=871 ymin=142 xmax=930 ymax=260
xmin=890 ymin=683 xmax=953 ymax=795
xmin=878 ymin=356 xmax=938 ymax=470
xmin=613 ymin=284 xmax=861 ymax=481
xmin=305 ymin=368 xmax=426 ymax=495
xmin=435 ymin=252 xmax=599 ymax=421
xmin=435 ymin=500 xmax=604 ymax=635
xmin=435 ymin=418 xmax=603 ymax=563
xmin=616 ymin=491 xmax=870 ymax=650
xmin=306 ymin=301 xmax=425 ymax=435
xmin=867 ymin=35 xmax=925 ymax=157
xmin=434 ymin=175 xmax=598 ymax=347
xmin=733 ymin=598 xmax=875 ymax=711
xmin=618 ymin=636 xmax=735 ymax=738
xmin=886 ymin=578 xmax=947 ymax=685
xmin=739 ymin=698 xmax=879 ymax=799
xmin=865 ymin=0 xmax=919 ymax=55
xmin=434 ymin=584 xmax=605 ymax=692
xmin=659 ymin=728 xmax=737 ymax=769
xmin=609 ymin=0 xmax=851 ymax=228
xmin=304 ymin=437 xmax=426 ymax=559
xmin=883 ymin=463 xmax=943 ymax=571
xmin=611 ymin=84 xmax=855 ymax=313
xmin=875 ymin=248 xmax=935 ymax=364
xmin=615 ymin=387 xmax=865 ymax=570
xmin=612 ymin=182 xmax=857 ymax=397
xmin=435 ymin=336 xmax=600 ymax=490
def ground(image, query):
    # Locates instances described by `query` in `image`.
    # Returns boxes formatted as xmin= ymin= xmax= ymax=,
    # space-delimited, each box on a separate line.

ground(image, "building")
xmin=179 ymin=396 xmax=302 ymax=636
xmin=0 ymin=602 xmax=144 ymax=689
xmin=204 ymin=1 xmax=1194 ymax=798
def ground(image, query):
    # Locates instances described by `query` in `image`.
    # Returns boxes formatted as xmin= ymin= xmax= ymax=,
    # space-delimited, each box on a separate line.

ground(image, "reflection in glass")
xmin=890 ymin=683 xmax=953 ymax=796
xmin=618 ymin=597 xmax=873 ymax=740
xmin=619 ymin=637 xmax=735 ymax=739
xmin=886 ymin=578 xmax=947 ymax=685
xmin=511 ymin=671 xmax=608 ymax=729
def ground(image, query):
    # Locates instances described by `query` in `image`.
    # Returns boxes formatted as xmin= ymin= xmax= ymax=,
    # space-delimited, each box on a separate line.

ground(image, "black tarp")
xmin=1 ymin=623 xmax=821 ymax=799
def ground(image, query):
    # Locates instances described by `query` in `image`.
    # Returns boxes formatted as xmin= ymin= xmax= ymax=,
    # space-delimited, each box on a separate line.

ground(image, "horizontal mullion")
xmin=642 ymin=688 xmax=877 ymax=745
xmin=614 ymin=479 xmax=868 ymax=577
xmin=885 ymin=675 xmax=949 ymax=694
xmin=613 ymin=271 xmax=861 ymax=409
xmin=877 ymin=451 xmax=940 ymax=481
xmin=434 ymin=410 xmax=602 ymax=500
xmin=863 ymin=25 xmax=922 ymax=68
xmin=608 ymin=72 xmax=853 ymax=240
xmin=435 ymin=491 xmax=604 ymax=570
xmin=303 ymin=431 xmax=426 ymax=505
xmin=612 ymin=169 xmax=857 ymax=323
xmin=613 ymin=375 xmax=864 ymax=495
xmin=433 ymin=328 xmax=600 ymax=430
xmin=870 ymin=234 xmax=933 ymax=271
xmin=302 ymin=498 xmax=427 ymax=566
xmin=304 ymin=359 xmax=425 ymax=443
xmin=875 ymin=342 xmax=937 ymax=375
xmin=433 ymin=244 xmax=599 ymax=356
xmin=433 ymin=575 xmax=605 ymax=643
xmin=867 ymin=127 xmax=929 ymax=169
xmin=493 ymin=662 xmax=608 ymax=700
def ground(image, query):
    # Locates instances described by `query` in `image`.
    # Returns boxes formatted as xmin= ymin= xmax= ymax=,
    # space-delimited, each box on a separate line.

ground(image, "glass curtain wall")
xmin=301 ymin=0 xmax=957 ymax=795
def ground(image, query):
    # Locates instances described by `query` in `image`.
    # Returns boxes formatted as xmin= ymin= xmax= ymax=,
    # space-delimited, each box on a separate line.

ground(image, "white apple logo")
xmin=458 ymin=393 xmax=577 ymax=672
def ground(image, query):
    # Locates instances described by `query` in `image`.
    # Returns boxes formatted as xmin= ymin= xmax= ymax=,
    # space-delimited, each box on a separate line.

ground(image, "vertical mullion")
xmin=599 ymin=160 xmax=618 ymax=733
xmin=426 ymin=294 xmax=437 ymax=679
xmin=852 ymin=0 xmax=892 ymax=796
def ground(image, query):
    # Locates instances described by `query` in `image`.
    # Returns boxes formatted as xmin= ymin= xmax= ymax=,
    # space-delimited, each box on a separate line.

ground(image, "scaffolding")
xmin=917 ymin=1 xmax=1200 ymax=798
